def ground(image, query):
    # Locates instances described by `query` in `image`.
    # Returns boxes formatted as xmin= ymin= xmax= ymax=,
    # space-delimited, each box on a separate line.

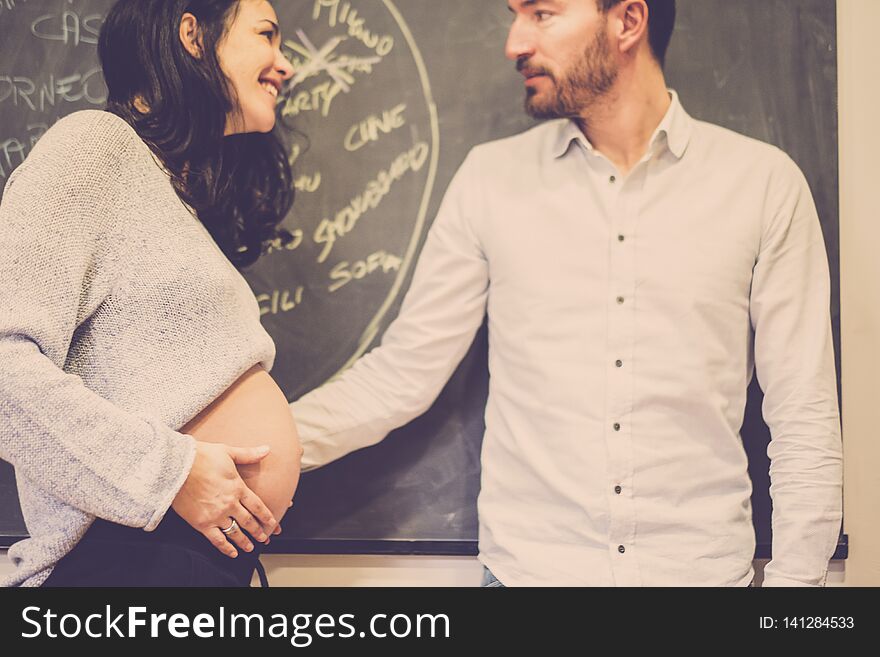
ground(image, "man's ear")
xmin=614 ymin=0 xmax=650 ymax=59
xmin=179 ymin=12 xmax=203 ymax=58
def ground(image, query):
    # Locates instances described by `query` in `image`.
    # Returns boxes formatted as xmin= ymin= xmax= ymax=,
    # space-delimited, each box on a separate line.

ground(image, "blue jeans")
xmin=481 ymin=566 xmax=505 ymax=588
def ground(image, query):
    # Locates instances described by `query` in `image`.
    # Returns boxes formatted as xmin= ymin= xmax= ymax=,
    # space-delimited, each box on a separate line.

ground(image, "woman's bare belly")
xmin=181 ymin=365 xmax=302 ymax=524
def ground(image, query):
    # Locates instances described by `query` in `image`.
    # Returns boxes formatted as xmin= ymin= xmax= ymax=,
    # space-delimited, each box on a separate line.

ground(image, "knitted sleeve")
xmin=0 ymin=112 xmax=196 ymax=531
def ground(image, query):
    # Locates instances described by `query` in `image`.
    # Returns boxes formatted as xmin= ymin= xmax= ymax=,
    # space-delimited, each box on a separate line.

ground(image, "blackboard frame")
xmin=0 ymin=533 xmax=850 ymax=560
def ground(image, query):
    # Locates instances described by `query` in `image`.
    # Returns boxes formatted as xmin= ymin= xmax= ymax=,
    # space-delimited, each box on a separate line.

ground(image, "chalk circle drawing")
xmin=246 ymin=0 xmax=440 ymax=400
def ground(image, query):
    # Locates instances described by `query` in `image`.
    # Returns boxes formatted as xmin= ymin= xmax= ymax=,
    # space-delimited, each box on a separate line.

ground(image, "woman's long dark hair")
xmin=98 ymin=0 xmax=294 ymax=269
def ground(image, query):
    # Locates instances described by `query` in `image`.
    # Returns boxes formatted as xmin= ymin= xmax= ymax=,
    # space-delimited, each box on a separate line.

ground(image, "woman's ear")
xmin=179 ymin=12 xmax=203 ymax=58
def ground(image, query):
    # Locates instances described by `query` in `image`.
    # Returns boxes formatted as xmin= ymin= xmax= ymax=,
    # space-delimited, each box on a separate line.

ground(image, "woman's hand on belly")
xmin=172 ymin=440 xmax=279 ymax=558
xmin=181 ymin=365 xmax=304 ymax=541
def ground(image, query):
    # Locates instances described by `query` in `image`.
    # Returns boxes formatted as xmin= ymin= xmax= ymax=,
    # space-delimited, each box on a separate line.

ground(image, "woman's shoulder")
xmin=3 ymin=110 xmax=164 ymax=231
xmin=50 ymin=108 xmax=132 ymax=133
xmin=25 ymin=110 xmax=153 ymax=178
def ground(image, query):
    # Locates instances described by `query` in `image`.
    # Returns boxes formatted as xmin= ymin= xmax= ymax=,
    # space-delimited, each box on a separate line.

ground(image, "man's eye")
xmin=535 ymin=11 xmax=552 ymax=22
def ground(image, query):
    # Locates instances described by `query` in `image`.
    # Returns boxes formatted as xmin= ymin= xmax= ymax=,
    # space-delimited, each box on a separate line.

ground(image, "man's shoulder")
xmin=466 ymin=120 xmax=565 ymax=164
xmin=690 ymin=119 xmax=812 ymax=210
xmin=691 ymin=118 xmax=796 ymax=172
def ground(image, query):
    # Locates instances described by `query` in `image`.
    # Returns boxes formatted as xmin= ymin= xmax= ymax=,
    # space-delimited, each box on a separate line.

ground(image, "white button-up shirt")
xmin=291 ymin=92 xmax=843 ymax=586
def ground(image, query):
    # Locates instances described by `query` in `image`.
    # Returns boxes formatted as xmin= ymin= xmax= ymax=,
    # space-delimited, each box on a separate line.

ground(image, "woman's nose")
xmin=276 ymin=50 xmax=295 ymax=81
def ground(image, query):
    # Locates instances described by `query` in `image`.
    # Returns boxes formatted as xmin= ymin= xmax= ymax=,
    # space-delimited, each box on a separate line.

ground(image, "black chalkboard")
xmin=0 ymin=0 xmax=845 ymax=560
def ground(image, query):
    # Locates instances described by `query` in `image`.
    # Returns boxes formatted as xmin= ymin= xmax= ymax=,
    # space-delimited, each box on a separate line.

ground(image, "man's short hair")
xmin=599 ymin=0 xmax=676 ymax=68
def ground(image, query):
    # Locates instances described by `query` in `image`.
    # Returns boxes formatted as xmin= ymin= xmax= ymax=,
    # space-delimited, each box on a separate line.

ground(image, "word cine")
xmin=344 ymin=103 xmax=407 ymax=152
xmin=0 ymin=70 xmax=107 ymax=113
xmin=31 ymin=9 xmax=104 ymax=46
xmin=0 ymin=124 xmax=47 ymax=180
xmin=328 ymin=250 xmax=403 ymax=293
xmin=257 ymin=287 xmax=305 ymax=317
xmin=312 ymin=0 xmax=395 ymax=57
xmin=314 ymin=141 xmax=430 ymax=263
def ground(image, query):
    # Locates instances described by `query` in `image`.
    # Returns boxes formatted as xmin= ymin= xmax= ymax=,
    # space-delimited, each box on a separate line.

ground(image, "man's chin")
xmin=525 ymin=96 xmax=563 ymax=120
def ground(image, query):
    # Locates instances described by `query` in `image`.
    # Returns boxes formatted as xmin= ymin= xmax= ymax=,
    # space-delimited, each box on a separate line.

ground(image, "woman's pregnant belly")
xmin=181 ymin=365 xmax=303 ymax=524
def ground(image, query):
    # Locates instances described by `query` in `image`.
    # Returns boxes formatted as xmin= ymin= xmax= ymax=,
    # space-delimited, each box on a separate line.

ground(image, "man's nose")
xmin=505 ymin=19 xmax=535 ymax=62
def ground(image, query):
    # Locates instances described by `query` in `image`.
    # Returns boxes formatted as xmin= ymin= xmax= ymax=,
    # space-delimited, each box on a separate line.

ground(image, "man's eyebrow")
xmin=508 ymin=0 xmax=543 ymax=12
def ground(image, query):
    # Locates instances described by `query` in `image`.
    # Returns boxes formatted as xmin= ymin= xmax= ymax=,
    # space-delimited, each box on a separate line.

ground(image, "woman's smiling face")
xmin=216 ymin=0 xmax=294 ymax=135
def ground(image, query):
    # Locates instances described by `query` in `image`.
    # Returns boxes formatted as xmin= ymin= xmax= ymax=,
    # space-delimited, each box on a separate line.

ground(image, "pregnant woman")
xmin=0 ymin=0 xmax=302 ymax=586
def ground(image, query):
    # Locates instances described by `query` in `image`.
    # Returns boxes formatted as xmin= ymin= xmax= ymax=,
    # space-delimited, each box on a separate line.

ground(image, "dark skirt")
xmin=41 ymin=509 xmax=263 ymax=587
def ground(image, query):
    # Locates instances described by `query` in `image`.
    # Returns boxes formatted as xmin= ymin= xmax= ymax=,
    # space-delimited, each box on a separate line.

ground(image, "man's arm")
xmin=291 ymin=152 xmax=490 ymax=470
xmin=751 ymin=151 xmax=843 ymax=587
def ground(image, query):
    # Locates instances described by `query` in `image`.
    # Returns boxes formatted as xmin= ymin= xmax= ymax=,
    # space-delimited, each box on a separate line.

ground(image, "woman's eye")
xmin=261 ymin=31 xmax=275 ymax=41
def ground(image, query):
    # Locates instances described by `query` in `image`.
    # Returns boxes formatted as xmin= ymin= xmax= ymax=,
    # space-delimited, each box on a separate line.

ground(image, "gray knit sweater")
xmin=0 ymin=110 xmax=275 ymax=587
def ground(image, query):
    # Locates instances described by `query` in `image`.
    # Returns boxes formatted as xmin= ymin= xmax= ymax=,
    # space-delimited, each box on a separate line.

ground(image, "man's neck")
xmin=576 ymin=64 xmax=671 ymax=177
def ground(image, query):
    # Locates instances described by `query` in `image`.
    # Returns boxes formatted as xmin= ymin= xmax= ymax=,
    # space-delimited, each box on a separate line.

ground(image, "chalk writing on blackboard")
xmin=329 ymin=250 xmax=403 ymax=294
xmin=0 ymin=0 xmax=30 ymax=16
xmin=258 ymin=288 xmax=305 ymax=317
xmin=0 ymin=123 xmax=45 ymax=180
xmin=244 ymin=0 xmax=440 ymax=394
xmin=313 ymin=141 xmax=430 ymax=264
xmin=0 ymin=70 xmax=106 ymax=113
xmin=30 ymin=7 xmax=103 ymax=45
xmin=344 ymin=103 xmax=408 ymax=152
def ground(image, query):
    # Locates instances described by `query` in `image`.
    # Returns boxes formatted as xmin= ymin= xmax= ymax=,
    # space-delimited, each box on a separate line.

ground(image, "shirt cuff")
xmin=299 ymin=434 xmax=326 ymax=472
xmin=762 ymin=574 xmax=826 ymax=587
xmin=143 ymin=434 xmax=197 ymax=532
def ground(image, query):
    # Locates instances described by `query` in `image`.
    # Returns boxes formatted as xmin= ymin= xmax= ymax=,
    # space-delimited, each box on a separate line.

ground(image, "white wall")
xmin=835 ymin=0 xmax=880 ymax=586
xmin=2 ymin=0 xmax=877 ymax=587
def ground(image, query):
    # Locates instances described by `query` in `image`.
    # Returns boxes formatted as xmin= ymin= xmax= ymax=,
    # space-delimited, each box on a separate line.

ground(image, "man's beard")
xmin=521 ymin=28 xmax=618 ymax=120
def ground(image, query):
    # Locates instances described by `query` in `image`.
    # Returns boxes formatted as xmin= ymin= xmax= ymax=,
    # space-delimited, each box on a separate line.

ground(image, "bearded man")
xmin=290 ymin=0 xmax=842 ymax=587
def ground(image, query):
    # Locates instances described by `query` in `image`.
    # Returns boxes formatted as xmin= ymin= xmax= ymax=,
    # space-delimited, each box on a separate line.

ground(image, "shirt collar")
xmin=551 ymin=89 xmax=694 ymax=161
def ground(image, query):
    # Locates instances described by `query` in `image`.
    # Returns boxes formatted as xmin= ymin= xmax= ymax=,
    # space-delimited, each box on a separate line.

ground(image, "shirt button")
xmin=609 ymin=175 xmax=617 ymax=183
xmin=614 ymin=486 xmax=622 ymax=495
xmin=616 ymin=296 xmax=625 ymax=305
xmin=618 ymin=235 xmax=625 ymax=243
xmin=618 ymin=545 xmax=626 ymax=554
xmin=613 ymin=423 xmax=621 ymax=432
xmin=615 ymin=360 xmax=623 ymax=368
